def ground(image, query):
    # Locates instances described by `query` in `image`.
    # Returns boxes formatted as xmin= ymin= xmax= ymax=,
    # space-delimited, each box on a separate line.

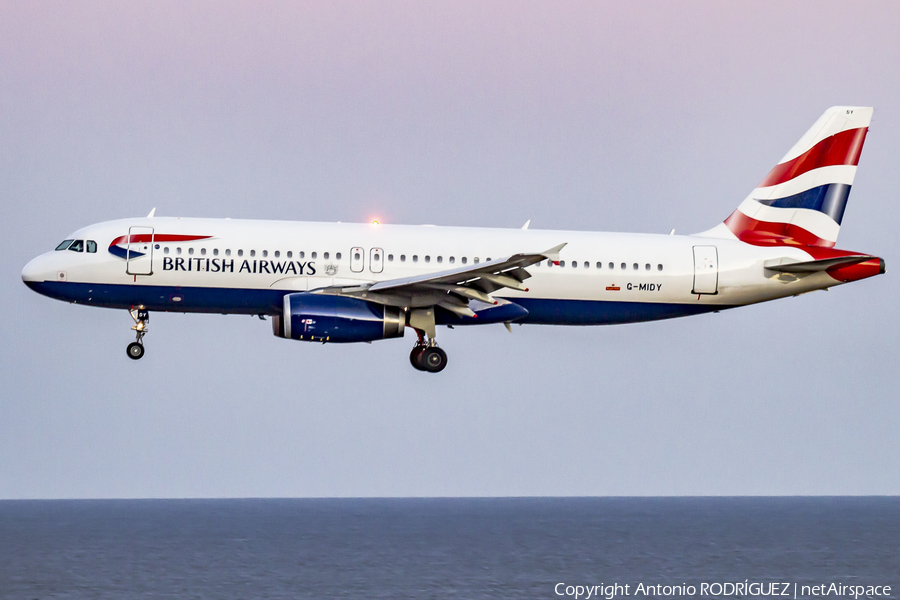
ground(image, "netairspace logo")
xmin=553 ymin=582 xmax=893 ymax=600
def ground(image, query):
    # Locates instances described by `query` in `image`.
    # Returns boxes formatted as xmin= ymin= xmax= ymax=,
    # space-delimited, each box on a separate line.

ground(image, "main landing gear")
xmin=126 ymin=307 xmax=149 ymax=360
xmin=409 ymin=331 xmax=447 ymax=373
xmin=407 ymin=307 xmax=447 ymax=373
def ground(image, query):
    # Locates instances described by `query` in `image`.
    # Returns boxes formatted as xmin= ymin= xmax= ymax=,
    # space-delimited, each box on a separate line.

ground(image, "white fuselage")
xmin=22 ymin=216 xmax=844 ymax=325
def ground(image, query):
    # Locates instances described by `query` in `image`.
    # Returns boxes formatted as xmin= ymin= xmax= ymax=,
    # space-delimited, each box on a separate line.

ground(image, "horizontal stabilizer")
xmin=764 ymin=255 xmax=871 ymax=273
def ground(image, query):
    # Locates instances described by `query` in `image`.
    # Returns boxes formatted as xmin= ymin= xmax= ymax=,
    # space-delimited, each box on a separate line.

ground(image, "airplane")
xmin=22 ymin=106 xmax=885 ymax=372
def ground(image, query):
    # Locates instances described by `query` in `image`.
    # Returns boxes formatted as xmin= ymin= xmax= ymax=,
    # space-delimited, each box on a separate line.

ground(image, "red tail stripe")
xmin=758 ymin=127 xmax=868 ymax=188
xmin=724 ymin=211 xmax=835 ymax=249
xmin=725 ymin=212 xmax=881 ymax=281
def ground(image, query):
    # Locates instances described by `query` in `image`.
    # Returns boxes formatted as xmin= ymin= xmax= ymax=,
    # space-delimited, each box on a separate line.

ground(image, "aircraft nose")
xmin=22 ymin=253 xmax=56 ymax=290
xmin=22 ymin=258 xmax=39 ymax=282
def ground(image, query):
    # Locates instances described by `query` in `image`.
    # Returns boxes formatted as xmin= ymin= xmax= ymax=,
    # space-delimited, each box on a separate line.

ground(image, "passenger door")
xmin=692 ymin=245 xmax=718 ymax=294
xmin=126 ymin=226 xmax=154 ymax=276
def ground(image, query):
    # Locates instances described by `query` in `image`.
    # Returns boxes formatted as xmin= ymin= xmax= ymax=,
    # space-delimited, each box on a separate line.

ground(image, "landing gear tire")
xmin=410 ymin=346 xmax=426 ymax=370
xmin=127 ymin=342 xmax=145 ymax=360
xmin=127 ymin=307 xmax=149 ymax=361
xmin=421 ymin=346 xmax=447 ymax=373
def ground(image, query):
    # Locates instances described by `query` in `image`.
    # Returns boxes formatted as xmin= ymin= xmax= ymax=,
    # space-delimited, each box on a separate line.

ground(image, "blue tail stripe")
xmin=755 ymin=183 xmax=851 ymax=225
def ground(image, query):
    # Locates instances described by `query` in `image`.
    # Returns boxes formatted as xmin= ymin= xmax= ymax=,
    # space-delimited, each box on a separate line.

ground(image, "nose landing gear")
xmin=126 ymin=307 xmax=149 ymax=360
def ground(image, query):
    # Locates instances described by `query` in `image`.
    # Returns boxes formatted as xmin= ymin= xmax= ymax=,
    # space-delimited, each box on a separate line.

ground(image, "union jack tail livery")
xmin=706 ymin=106 xmax=872 ymax=249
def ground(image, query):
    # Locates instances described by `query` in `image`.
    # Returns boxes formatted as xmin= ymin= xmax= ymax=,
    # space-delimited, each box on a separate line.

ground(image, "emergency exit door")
xmin=692 ymin=245 xmax=718 ymax=294
xmin=370 ymin=248 xmax=384 ymax=273
xmin=350 ymin=247 xmax=364 ymax=273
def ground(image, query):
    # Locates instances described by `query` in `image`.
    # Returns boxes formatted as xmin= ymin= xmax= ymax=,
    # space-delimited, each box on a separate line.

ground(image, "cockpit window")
xmin=68 ymin=240 xmax=84 ymax=252
xmin=56 ymin=240 xmax=73 ymax=251
xmin=86 ymin=240 xmax=97 ymax=253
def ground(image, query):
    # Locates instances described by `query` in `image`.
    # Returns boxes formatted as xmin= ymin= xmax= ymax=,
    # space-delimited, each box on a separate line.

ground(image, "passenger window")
xmin=461 ymin=257 xmax=467 ymax=264
xmin=68 ymin=240 xmax=84 ymax=252
xmin=237 ymin=249 xmax=244 ymax=257
xmin=645 ymin=263 xmax=650 ymax=270
xmin=324 ymin=252 xmax=330 ymax=259
xmin=609 ymin=262 xmax=614 ymax=269
xmin=226 ymin=249 xmax=232 ymax=256
xmin=201 ymin=248 xmax=207 ymax=256
xmin=474 ymin=257 xmax=479 ymax=264
xmin=262 ymin=250 xmax=268 ymax=257
xmin=437 ymin=256 xmax=443 ymax=263
xmin=388 ymin=254 xmax=394 ymax=262
xmin=596 ymin=262 xmax=602 ymax=269
xmin=584 ymin=261 xmax=589 ymax=269
xmin=286 ymin=251 xmax=292 ymax=258
xmin=449 ymin=257 xmax=455 ymax=264
xmin=571 ymin=261 xmax=577 ymax=268
xmin=214 ymin=249 xmax=219 ymax=256
xmin=189 ymin=248 xmax=195 ymax=255
xmin=55 ymin=240 xmax=73 ymax=251
xmin=274 ymin=251 xmax=280 ymax=258
xmin=620 ymin=262 xmax=626 ymax=269
xmin=155 ymin=244 xmax=160 ymax=250
xmin=298 ymin=251 xmax=304 ymax=259
xmin=164 ymin=247 xmax=170 ymax=255
xmin=400 ymin=255 xmax=406 ymax=262
xmin=658 ymin=264 xmax=663 ymax=271
xmin=86 ymin=241 xmax=97 ymax=253
xmin=413 ymin=255 xmax=419 ymax=262
xmin=633 ymin=263 xmax=638 ymax=270
xmin=336 ymin=252 xmax=342 ymax=260
xmin=311 ymin=252 xmax=317 ymax=259
xmin=425 ymin=256 xmax=431 ymax=263
xmin=177 ymin=247 xmax=182 ymax=255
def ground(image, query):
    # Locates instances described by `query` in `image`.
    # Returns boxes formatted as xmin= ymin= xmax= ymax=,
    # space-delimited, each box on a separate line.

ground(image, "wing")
xmin=311 ymin=243 xmax=566 ymax=317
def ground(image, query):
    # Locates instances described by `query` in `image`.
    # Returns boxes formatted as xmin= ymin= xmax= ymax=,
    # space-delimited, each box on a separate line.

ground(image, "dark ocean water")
xmin=0 ymin=498 xmax=897 ymax=599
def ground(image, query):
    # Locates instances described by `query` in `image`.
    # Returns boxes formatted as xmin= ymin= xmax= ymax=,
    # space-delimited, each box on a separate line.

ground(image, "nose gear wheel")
xmin=127 ymin=307 xmax=149 ymax=360
xmin=127 ymin=342 xmax=145 ymax=360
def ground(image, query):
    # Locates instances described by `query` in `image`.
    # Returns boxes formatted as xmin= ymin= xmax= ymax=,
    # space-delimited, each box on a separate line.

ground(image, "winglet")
xmin=147 ymin=207 xmax=157 ymax=218
xmin=541 ymin=243 xmax=567 ymax=264
xmin=522 ymin=219 xmax=531 ymax=230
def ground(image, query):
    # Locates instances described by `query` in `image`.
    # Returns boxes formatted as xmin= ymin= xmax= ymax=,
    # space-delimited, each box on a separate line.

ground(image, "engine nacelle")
xmin=272 ymin=293 xmax=405 ymax=343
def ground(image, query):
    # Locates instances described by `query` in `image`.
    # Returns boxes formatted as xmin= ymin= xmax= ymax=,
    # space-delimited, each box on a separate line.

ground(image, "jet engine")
xmin=272 ymin=293 xmax=405 ymax=343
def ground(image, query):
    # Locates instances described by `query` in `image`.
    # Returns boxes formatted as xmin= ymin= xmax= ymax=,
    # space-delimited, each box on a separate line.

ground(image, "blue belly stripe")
xmin=25 ymin=280 xmax=734 ymax=325
xmin=510 ymin=297 xmax=726 ymax=325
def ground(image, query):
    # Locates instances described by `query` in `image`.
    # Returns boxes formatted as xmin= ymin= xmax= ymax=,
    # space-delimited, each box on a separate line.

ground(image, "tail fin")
xmin=701 ymin=106 xmax=872 ymax=248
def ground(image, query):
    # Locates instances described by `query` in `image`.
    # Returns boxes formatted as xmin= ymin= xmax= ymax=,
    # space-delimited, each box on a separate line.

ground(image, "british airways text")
xmin=162 ymin=257 xmax=316 ymax=275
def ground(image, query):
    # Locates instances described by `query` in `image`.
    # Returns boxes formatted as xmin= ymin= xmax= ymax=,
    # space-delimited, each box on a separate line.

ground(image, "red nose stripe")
xmin=109 ymin=234 xmax=212 ymax=246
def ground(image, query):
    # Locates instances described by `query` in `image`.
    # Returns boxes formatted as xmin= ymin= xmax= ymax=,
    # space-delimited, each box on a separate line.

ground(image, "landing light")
xmin=371 ymin=220 xmax=380 ymax=225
